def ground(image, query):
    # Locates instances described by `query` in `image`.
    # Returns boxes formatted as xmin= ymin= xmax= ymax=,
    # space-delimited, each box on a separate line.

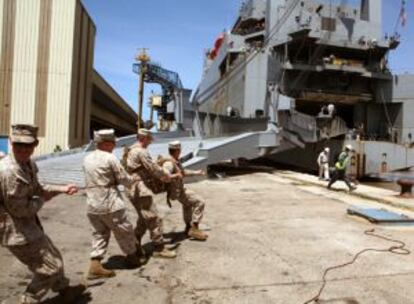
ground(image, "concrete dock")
xmin=1 ymin=171 xmax=414 ymax=304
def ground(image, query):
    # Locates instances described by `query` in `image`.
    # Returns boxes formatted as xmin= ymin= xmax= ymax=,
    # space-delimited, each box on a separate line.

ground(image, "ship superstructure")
xmin=179 ymin=0 xmax=414 ymax=176
xmin=193 ymin=0 xmax=397 ymax=136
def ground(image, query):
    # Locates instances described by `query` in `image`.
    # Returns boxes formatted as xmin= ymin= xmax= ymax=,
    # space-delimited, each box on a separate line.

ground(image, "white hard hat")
xmin=324 ymin=147 xmax=330 ymax=152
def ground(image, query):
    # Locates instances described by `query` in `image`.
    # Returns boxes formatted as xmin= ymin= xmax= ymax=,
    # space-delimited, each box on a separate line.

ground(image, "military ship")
xmin=33 ymin=0 xmax=414 ymax=187
xmin=176 ymin=0 xmax=414 ymax=177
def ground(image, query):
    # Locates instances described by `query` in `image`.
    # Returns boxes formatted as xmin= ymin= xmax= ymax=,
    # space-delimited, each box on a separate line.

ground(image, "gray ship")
xmin=167 ymin=0 xmax=413 ymax=178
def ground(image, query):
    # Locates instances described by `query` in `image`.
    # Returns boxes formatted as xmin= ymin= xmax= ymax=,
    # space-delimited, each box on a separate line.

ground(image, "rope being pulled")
xmin=303 ymin=229 xmax=410 ymax=304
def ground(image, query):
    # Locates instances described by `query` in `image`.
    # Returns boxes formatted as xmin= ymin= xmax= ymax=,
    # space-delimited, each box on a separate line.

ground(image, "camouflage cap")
xmin=138 ymin=128 xmax=153 ymax=139
xmin=168 ymin=140 xmax=181 ymax=150
xmin=10 ymin=124 xmax=39 ymax=144
xmin=94 ymin=129 xmax=116 ymax=143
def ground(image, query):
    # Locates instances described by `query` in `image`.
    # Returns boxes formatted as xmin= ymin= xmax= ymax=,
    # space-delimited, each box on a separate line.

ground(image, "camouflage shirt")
xmin=83 ymin=150 xmax=135 ymax=214
xmin=126 ymin=143 xmax=168 ymax=195
xmin=162 ymin=157 xmax=199 ymax=200
xmin=0 ymin=155 xmax=61 ymax=246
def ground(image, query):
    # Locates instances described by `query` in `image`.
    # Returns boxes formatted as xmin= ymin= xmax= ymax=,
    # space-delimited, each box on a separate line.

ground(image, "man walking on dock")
xmin=83 ymin=129 xmax=141 ymax=280
xmin=327 ymin=145 xmax=357 ymax=191
xmin=317 ymin=147 xmax=330 ymax=181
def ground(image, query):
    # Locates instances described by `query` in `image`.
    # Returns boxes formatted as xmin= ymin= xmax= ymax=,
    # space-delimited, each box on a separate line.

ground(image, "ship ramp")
xmin=37 ymin=131 xmax=279 ymax=187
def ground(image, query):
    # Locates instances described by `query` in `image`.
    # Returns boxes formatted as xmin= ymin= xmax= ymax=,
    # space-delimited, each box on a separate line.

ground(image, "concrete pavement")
xmin=1 ymin=172 xmax=414 ymax=303
xmin=275 ymin=170 xmax=414 ymax=211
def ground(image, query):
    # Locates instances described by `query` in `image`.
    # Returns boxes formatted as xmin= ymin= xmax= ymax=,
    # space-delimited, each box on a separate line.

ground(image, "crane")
xmin=133 ymin=56 xmax=187 ymax=131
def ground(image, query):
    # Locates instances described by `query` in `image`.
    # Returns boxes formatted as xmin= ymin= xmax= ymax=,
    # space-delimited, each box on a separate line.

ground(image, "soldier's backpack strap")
xmin=121 ymin=145 xmax=131 ymax=171
xmin=156 ymin=155 xmax=171 ymax=167
xmin=154 ymin=155 xmax=173 ymax=206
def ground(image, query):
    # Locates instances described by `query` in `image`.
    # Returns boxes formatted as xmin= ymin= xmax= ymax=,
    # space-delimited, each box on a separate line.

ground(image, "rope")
xmin=43 ymin=183 xmax=130 ymax=197
xmin=303 ymin=229 xmax=410 ymax=304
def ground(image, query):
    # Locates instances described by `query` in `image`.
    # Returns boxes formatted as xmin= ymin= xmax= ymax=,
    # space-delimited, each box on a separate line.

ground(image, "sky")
xmin=82 ymin=0 xmax=414 ymax=118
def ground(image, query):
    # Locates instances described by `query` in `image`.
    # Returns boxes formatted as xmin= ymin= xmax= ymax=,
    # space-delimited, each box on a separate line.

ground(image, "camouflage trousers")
xmin=176 ymin=188 xmax=205 ymax=226
xmin=7 ymin=235 xmax=69 ymax=304
xmin=133 ymin=195 xmax=164 ymax=247
xmin=87 ymin=209 xmax=137 ymax=259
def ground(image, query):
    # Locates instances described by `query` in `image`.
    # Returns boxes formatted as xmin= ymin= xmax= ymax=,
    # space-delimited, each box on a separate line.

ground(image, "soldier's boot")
xmin=59 ymin=284 xmax=87 ymax=304
xmin=153 ymin=245 xmax=177 ymax=259
xmin=188 ymin=223 xmax=208 ymax=241
xmin=184 ymin=224 xmax=191 ymax=236
xmin=87 ymin=259 xmax=116 ymax=280
xmin=136 ymin=241 xmax=148 ymax=265
xmin=20 ymin=295 xmax=38 ymax=304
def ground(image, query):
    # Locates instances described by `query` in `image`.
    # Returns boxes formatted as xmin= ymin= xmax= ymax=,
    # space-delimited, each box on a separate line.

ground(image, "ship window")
xmin=321 ymin=17 xmax=336 ymax=31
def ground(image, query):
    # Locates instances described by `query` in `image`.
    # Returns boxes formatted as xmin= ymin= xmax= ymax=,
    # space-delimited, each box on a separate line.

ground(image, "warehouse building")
xmin=0 ymin=0 xmax=137 ymax=155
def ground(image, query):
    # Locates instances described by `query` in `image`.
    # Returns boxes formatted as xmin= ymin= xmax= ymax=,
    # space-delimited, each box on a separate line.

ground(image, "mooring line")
xmin=303 ymin=229 xmax=410 ymax=304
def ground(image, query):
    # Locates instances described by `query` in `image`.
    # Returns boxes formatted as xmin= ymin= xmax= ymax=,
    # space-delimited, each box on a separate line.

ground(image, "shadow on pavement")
xmin=163 ymin=230 xmax=188 ymax=244
xmin=42 ymin=291 xmax=92 ymax=304
xmin=103 ymin=255 xmax=133 ymax=270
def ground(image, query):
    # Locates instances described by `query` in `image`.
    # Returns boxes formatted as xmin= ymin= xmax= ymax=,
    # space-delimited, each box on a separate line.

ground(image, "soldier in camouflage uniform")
xmin=83 ymin=129 xmax=141 ymax=280
xmin=0 ymin=124 xmax=85 ymax=304
xmin=162 ymin=141 xmax=208 ymax=241
xmin=125 ymin=129 xmax=180 ymax=258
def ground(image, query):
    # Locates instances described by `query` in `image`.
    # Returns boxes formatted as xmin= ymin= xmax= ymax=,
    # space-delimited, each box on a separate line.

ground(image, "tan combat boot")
xmin=20 ymin=294 xmax=37 ymax=304
xmin=188 ymin=224 xmax=208 ymax=241
xmin=153 ymin=246 xmax=177 ymax=259
xmin=59 ymin=284 xmax=87 ymax=304
xmin=87 ymin=259 xmax=116 ymax=280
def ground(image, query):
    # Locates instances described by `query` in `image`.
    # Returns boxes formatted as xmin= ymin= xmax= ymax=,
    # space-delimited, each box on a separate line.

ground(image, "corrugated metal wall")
xmin=40 ymin=0 xmax=77 ymax=154
xmin=0 ymin=0 xmax=96 ymax=155
xmin=34 ymin=0 xmax=53 ymax=136
xmin=69 ymin=2 xmax=95 ymax=149
xmin=0 ymin=0 xmax=4 ymax=133
xmin=0 ymin=0 xmax=16 ymax=135
xmin=0 ymin=0 xmax=3 ymax=83
xmin=10 ymin=0 xmax=41 ymax=125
